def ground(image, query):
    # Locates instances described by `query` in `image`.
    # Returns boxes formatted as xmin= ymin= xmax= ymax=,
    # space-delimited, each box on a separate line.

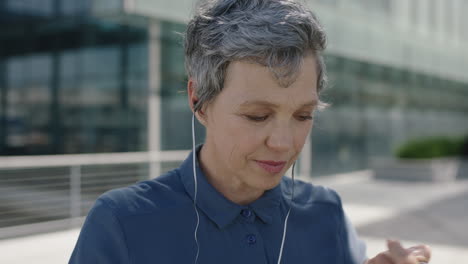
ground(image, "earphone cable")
xmin=277 ymin=161 xmax=296 ymax=264
xmin=192 ymin=114 xmax=200 ymax=264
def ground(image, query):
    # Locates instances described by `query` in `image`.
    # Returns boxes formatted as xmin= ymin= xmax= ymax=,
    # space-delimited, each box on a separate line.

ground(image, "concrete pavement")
xmin=307 ymin=170 xmax=468 ymax=263
xmin=1 ymin=170 xmax=467 ymax=264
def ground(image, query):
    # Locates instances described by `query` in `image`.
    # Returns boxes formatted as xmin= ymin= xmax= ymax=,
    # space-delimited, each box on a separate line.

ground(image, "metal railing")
xmin=0 ymin=150 xmax=189 ymax=239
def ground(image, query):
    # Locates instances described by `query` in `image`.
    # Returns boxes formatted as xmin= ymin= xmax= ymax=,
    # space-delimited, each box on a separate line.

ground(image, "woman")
xmin=69 ymin=0 xmax=431 ymax=263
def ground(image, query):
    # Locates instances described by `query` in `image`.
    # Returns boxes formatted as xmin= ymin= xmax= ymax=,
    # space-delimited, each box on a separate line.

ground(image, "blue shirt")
xmin=69 ymin=147 xmax=366 ymax=264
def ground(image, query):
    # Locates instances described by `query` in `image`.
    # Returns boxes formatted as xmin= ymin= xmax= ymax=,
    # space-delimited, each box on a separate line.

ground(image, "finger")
xmin=406 ymin=245 xmax=432 ymax=263
xmin=387 ymin=240 xmax=409 ymax=260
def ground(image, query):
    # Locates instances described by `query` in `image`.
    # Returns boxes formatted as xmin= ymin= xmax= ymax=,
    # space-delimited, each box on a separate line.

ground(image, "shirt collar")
xmin=179 ymin=145 xmax=283 ymax=228
xmin=250 ymin=184 xmax=282 ymax=224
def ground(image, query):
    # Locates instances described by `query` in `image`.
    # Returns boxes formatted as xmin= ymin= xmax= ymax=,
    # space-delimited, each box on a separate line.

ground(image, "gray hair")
xmin=184 ymin=0 xmax=328 ymax=112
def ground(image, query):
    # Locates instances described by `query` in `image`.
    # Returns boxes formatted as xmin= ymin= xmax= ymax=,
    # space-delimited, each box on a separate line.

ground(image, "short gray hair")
xmin=184 ymin=0 xmax=327 ymax=112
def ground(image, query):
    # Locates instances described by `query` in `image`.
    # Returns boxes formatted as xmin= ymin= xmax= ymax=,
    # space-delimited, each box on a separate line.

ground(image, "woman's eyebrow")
xmin=239 ymin=100 xmax=276 ymax=108
xmin=299 ymin=101 xmax=319 ymax=108
xmin=239 ymin=100 xmax=318 ymax=109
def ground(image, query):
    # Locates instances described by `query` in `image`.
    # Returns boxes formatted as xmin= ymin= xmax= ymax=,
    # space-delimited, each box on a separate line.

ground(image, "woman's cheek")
xmin=295 ymin=123 xmax=312 ymax=149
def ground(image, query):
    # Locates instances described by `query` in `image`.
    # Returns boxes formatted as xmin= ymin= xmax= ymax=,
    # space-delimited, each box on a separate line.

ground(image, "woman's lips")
xmin=255 ymin=160 xmax=287 ymax=174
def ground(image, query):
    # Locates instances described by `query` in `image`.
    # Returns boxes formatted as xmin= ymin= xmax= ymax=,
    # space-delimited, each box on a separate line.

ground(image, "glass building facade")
xmin=0 ymin=0 xmax=149 ymax=155
xmin=313 ymin=56 xmax=468 ymax=175
xmin=1 ymin=0 xmax=468 ymax=177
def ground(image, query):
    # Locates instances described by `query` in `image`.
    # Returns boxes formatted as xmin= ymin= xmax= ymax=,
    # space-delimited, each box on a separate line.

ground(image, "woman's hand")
xmin=366 ymin=240 xmax=431 ymax=264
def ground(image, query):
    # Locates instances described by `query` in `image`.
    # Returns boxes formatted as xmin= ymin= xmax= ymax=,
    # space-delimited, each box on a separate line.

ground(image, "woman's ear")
xmin=187 ymin=79 xmax=207 ymax=126
xmin=187 ymin=79 xmax=198 ymax=112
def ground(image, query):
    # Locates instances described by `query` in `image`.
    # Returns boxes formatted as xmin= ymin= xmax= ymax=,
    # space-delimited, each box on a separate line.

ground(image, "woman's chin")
xmin=253 ymin=173 xmax=284 ymax=191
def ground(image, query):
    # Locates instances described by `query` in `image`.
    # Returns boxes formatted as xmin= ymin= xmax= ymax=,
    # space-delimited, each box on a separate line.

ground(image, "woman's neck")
xmin=198 ymin=145 xmax=264 ymax=205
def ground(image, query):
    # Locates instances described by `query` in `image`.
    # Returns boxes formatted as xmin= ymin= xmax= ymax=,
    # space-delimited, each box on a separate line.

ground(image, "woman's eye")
xmin=298 ymin=115 xmax=313 ymax=121
xmin=246 ymin=115 xmax=268 ymax=122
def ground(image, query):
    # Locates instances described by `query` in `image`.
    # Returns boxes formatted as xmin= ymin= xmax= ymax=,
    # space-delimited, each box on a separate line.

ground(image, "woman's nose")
xmin=266 ymin=124 xmax=293 ymax=152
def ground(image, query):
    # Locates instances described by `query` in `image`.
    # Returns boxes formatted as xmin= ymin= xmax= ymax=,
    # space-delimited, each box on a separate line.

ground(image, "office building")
xmin=1 ymin=0 xmax=468 ymax=174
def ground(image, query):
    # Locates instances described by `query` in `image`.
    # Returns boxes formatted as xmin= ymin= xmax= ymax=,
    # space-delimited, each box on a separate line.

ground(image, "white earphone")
xmin=192 ymin=113 xmax=201 ymax=264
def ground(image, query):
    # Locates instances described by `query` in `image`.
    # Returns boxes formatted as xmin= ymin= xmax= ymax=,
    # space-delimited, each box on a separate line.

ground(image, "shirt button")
xmin=241 ymin=209 xmax=252 ymax=218
xmin=246 ymin=234 xmax=256 ymax=245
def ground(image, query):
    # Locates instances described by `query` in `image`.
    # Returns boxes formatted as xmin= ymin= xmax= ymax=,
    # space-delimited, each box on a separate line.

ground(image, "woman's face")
xmin=199 ymin=55 xmax=319 ymax=195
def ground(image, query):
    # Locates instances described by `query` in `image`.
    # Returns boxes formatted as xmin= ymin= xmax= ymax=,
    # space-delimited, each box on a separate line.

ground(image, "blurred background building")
xmin=0 ymin=0 xmax=468 ymax=238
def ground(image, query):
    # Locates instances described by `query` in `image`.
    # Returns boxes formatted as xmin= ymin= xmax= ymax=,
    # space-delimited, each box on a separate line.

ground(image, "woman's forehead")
xmin=222 ymin=57 xmax=318 ymax=102
xmin=225 ymin=56 xmax=317 ymax=85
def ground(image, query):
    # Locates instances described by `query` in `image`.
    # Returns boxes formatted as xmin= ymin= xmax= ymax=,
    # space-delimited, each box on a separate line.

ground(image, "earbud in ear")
xmin=193 ymin=100 xmax=203 ymax=114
